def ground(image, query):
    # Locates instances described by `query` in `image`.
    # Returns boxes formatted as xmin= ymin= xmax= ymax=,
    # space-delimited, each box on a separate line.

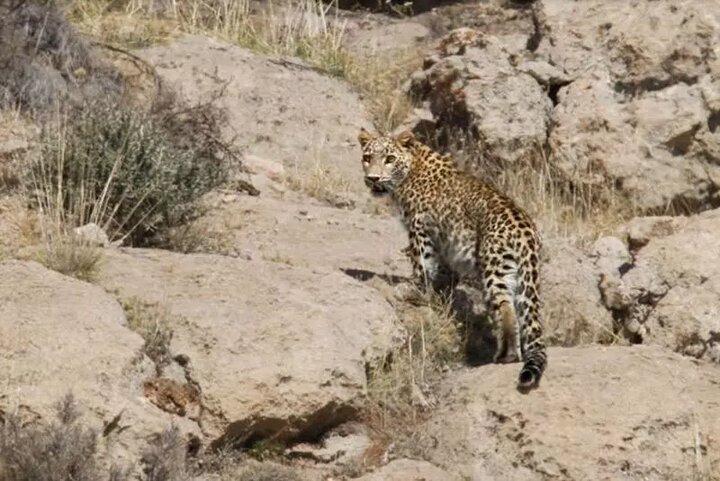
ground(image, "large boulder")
xmin=414 ymin=345 xmax=720 ymax=480
xmin=137 ymin=35 xmax=374 ymax=194
xmin=0 ymin=260 xmax=201 ymax=467
xmin=94 ymin=248 xmax=401 ymax=447
xmin=541 ymin=238 xmax=623 ymax=346
xmin=408 ymin=0 xmax=720 ymax=214
xmin=409 ymin=32 xmax=552 ymax=167
xmin=603 ymin=209 xmax=720 ymax=362
xmin=539 ymin=0 xmax=720 ymax=213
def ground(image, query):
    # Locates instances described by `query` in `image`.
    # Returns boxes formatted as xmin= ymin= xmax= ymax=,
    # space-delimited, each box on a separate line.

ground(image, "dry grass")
xmin=121 ymin=297 xmax=174 ymax=371
xmin=542 ymin=300 xmax=621 ymax=347
xmin=443 ymin=132 xmax=636 ymax=244
xmin=285 ymin=159 xmax=356 ymax=208
xmin=141 ymin=425 xmax=191 ymax=481
xmin=345 ymin=48 xmax=423 ymax=132
xmin=67 ymin=0 xmax=180 ymax=48
xmin=35 ymin=231 xmax=102 ymax=281
xmin=0 ymin=393 xmax=130 ymax=481
xmin=365 ymin=288 xmax=464 ymax=459
xmin=63 ymin=0 xmax=419 ymax=130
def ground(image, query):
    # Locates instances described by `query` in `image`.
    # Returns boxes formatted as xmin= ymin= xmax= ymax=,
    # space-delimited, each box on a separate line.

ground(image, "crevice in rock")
xmin=208 ymin=402 xmax=360 ymax=455
xmin=642 ymin=184 xmax=720 ymax=216
xmin=708 ymin=111 xmax=720 ymax=133
xmin=665 ymin=124 xmax=701 ymax=156
xmin=613 ymin=75 xmax=699 ymax=98
xmin=547 ymin=82 xmax=563 ymax=106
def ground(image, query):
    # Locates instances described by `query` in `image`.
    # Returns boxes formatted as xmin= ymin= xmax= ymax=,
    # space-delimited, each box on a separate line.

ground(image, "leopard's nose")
xmin=365 ymin=175 xmax=380 ymax=186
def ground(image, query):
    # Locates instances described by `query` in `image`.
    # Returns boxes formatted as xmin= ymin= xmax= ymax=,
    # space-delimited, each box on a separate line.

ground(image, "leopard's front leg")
xmin=407 ymin=216 xmax=441 ymax=292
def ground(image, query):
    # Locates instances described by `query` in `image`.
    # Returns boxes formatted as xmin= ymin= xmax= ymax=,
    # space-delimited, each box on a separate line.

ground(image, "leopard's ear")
xmin=358 ymin=128 xmax=374 ymax=147
xmin=395 ymin=130 xmax=415 ymax=148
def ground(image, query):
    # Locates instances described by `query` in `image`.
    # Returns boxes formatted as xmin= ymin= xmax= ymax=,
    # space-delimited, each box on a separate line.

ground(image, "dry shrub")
xmin=0 ymin=393 xmax=130 ymax=481
xmin=0 ymin=0 xmax=122 ymax=112
xmin=121 ymin=297 xmax=174 ymax=371
xmin=141 ymin=426 xmax=190 ymax=481
xmin=27 ymin=99 xmax=230 ymax=247
xmin=365 ymin=289 xmax=464 ymax=458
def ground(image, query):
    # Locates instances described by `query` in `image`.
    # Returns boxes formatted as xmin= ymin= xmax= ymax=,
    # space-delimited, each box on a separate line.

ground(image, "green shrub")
xmin=31 ymin=100 xmax=229 ymax=246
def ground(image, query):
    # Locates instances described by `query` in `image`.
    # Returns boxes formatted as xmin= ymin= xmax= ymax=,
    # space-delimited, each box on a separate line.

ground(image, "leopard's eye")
xmin=385 ymin=154 xmax=397 ymax=164
xmin=362 ymin=155 xmax=371 ymax=165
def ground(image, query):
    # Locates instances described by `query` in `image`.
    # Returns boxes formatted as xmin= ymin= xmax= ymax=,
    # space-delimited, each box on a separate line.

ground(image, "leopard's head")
xmin=357 ymin=128 xmax=415 ymax=196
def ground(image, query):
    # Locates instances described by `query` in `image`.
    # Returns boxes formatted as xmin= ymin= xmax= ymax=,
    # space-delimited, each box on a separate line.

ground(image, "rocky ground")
xmin=1 ymin=1 xmax=719 ymax=480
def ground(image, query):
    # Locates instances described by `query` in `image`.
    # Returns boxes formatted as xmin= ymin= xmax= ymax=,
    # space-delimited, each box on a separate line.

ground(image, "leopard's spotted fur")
xmin=358 ymin=128 xmax=547 ymax=389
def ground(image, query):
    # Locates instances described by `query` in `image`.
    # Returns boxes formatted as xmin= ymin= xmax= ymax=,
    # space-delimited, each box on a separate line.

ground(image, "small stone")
xmin=73 ymin=223 xmax=110 ymax=247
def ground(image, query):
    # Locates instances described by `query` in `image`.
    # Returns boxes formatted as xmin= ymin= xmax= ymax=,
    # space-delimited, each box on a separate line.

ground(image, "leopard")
xmin=357 ymin=128 xmax=547 ymax=389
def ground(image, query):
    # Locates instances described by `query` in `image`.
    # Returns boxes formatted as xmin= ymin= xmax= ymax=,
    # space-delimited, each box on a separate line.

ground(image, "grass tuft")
xmin=285 ymin=159 xmax=356 ymax=208
xmin=0 ymin=393 xmax=130 ymax=481
xmin=121 ymin=297 xmax=174 ymax=371
xmin=365 ymin=288 xmax=464 ymax=459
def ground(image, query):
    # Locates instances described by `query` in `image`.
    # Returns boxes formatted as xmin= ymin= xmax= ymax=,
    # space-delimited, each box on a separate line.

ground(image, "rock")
xmin=591 ymin=236 xmax=631 ymax=277
xmin=242 ymin=154 xmax=285 ymax=180
xmin=517 ymin=59 xmax=571 ymax=86
xmin=0 ymin=260 xmax=201 ymax=468
xmin=408 ymin=2 xmax=720 ymax=214
xmin=550 ymin=77 xmax=719 ymax=213
xmin=615 ymin=209 xmax=720 ymax=361
xmin=621 ymin=216 xmax=686 ymax=251
xmin=414 ymin=345 xmax=720 ymax=480
xmin=286 ymin=422 xmax=370 ymax=465
xmin=409 ymin=31 xmax=551 ymax=167
xmin=356 ymin=459 xmax=461 ymax=481
xmin=137 ymin=35 xmax=373 ymax=194
xmin=94 ymin=248 xmax=402 ymax=447
xmin=193 ymin=193 xmax=410 ymax=274
xmin=73 ymin=222 xmax=110 ymax=247
xmin=538 ymin=0 xmax=720 ymax=213
xmin=541 ymin=239 xmax=614 ymax=345
xmin=344 ymin=19 xmax=431 ymax=57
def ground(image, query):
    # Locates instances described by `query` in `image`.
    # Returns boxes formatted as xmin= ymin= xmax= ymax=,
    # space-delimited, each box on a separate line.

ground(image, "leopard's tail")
xmin=515 ymin=264 xmax=547 ymax=389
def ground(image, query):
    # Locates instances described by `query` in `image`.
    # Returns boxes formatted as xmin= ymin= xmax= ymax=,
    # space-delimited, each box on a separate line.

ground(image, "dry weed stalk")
xmin=365 ymin=288 xmax=464 ymax=459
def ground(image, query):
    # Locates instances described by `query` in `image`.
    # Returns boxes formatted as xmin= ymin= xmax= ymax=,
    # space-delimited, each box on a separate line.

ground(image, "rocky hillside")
xmin=1 ymin=1 xmax=719 ymax=480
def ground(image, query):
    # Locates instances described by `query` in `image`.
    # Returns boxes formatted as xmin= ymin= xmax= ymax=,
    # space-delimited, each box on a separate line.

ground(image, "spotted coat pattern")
xmin=358 ymin=129 xmax=547 ymax=389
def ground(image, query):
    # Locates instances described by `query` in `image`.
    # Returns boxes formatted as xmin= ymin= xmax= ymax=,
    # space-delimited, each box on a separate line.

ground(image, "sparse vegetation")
xmin=62 ymin=0 xmax=418 ymax=130
xmin=141 ymin=426 xmax=190 ymax=481
xmin=27 ymin=99 xmax=229 ymax=247
xmin=236 ymin=462 xmax=302 ymax=481
xmin=35 ymin=230 xmax=103 ymax=281
xmin=365 ymin=288 xmax=465 ymax=459
xmin=0 ymin=393 xmax=130 ymax=481
xmin=437 ymin=130 xmax=636 ymax=243
xmin=0 ymin=0 xmax=122 ymax=112
xmin=285 ymin=159 xmax=356 ymax=208
xmin=121 ymin=297 xmax=174 ymax=371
